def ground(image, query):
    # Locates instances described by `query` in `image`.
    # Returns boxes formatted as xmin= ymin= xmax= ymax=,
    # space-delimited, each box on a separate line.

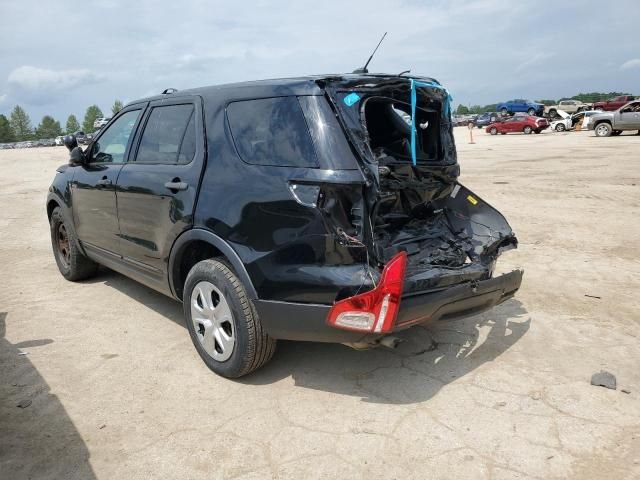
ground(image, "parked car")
xmin=47 ymin=74 xmax=522 ymax=378
xmin=593 ymin=95 xmax=636 ymax=112
xmin=474 ymin=112 xmax=500 ymax=128
xmin=486 ymin=114 xmax=549 ymax=134
xmin=549 ymin=110 xmax=572 ymax=132
xmin=588 ymin=100 xmax=640 ymax=136
xmin=93 ymin=117 xmax=111 ymax=129
xmin=495 ymin=99 xmax=545 ymax=117
xmin=546 ymin=100 xmax=592 ymax=117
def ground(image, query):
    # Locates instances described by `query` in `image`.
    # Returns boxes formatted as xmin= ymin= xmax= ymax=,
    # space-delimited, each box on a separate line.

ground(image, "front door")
xmin=71 ymin=107 xmax=144 ymax=256
xmin=115 ymin=97 xmax=205 ymax=286
xmin=618 ymin=102 xmax=640 ymax=129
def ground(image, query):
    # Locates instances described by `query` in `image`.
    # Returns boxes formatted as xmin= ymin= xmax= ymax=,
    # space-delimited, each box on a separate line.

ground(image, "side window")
xmin=135 ymin=104 xmax=196 ymax=164
xmin=91 ymin=110 xmax=140 ymax=163
xmin=227 ymin=97 xmax=318 ymax=168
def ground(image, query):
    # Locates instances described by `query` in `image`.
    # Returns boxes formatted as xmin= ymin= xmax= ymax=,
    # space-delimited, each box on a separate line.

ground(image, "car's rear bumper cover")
xmin=254 ymin=269 xmax=523 ymax=343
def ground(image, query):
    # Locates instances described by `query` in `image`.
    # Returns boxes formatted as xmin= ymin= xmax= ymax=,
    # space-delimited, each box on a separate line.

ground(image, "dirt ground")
xmin=1 ymin=127 xmax=639 ymax=479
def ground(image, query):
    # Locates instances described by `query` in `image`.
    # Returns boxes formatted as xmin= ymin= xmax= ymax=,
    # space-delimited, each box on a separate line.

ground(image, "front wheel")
xmin=556 ymin=123 xmax=566 ymax=132
xmin=527 ymin=108 xmax=536 ymax=116
xmin=500 ymin=107 xmax=508 ymax=116
xmin=183 ymin=259 xmax=276 ymax=378
xmin=49 ymin=207 xmax=98 ymax=281
xmin=594 ymin=123 xmax=612 ymax=137
xmin=490 ymin=127 xmax=498 ymax=135
xmin=523 ymin=126 xmax=533 ymax=134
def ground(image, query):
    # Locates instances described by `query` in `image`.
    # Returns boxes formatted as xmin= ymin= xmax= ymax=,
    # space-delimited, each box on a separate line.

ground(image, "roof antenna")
xmin=353 ymin=32 xmax=387 ymax=74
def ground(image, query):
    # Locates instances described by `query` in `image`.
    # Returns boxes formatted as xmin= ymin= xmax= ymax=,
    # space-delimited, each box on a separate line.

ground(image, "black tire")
xmin=183 ymin=259 xmax=276 ymax=378
xmin=50 ymin=207 xmax=98 ymax=281
xmin=556 ymin=123 xmax=566 ymax=132
xmin=490 ymin=127 xmax=498 ymax=135
xmin=527 ymin=108 xmax=536 ymax=116
xmin=549 ymin=109 xmax=557 ymax=117
xmin=594 ymin=122 xmax=612 ymax=137
xmin=523 ymin=126 xmax=533 ymax=134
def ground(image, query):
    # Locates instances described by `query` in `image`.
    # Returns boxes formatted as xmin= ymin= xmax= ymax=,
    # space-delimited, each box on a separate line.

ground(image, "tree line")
xmin=454 ymin=91 xmax=634 ymax=115
xmin=0 ymin=100 xmax=125 ymax=143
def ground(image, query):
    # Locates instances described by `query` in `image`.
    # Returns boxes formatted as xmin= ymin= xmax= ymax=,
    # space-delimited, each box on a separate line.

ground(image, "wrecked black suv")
xmin=47 ymin=74 xmax=522 ymax=377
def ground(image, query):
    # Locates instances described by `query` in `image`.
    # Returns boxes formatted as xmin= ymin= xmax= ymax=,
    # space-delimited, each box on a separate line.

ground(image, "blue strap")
xmin=409 ymin=79 xmax=452 ymax=166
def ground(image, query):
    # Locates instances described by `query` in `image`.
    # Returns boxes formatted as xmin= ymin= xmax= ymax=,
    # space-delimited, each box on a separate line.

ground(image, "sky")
xmin=1 ymin=0 xmax=639 ymax=125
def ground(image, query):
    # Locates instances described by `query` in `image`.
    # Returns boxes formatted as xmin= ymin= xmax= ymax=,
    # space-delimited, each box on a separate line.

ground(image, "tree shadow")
xmin=88 ymin=267 xmax=530 ymax=405
xmin=0 ymin=312 xmax=97 ymax=479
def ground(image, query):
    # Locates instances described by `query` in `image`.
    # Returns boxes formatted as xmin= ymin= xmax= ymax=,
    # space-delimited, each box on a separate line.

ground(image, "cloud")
xmin=515 ymin=53 xmax=555 ymax=72
xmin=0 ymin=93 xmax=7 ymax=105
xmin=620 ymin=58 xmax=640 ymax=70
xmin=6 ymin=66 xmax=104 ymax=103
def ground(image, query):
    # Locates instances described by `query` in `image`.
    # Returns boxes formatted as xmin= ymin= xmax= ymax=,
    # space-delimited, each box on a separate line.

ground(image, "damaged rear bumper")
xmin=254 ymin=269 xmax=523 ymax=343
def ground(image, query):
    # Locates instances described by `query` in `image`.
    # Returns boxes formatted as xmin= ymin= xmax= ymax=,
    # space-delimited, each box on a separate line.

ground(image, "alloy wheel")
xmin=190 ymin=281 xmax=236 ymax=362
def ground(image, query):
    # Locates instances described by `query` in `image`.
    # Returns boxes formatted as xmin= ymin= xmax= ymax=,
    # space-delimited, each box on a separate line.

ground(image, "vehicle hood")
xmin=590 ymin=111 xmax=614 ymax=121
xmin=556 ymin=110 xmax=570 ymax=119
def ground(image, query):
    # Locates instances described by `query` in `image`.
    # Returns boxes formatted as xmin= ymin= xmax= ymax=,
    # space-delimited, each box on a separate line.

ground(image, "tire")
xmin=611 ymin=130 xmax=622 ymax=136
xmin=523 ymin=126 xmax=533 ymax=134
xmin=49 ymin=207 xmax=98 ymax=281
xmin=594 ymin=122 xmax=612 ymax=137
xmin=490 ymin=127 xmax=498 ymax=135
xmin=534 ymin=130 xmax=541 ymax=134
xmin=527 ymin=108 xmax=536 ymax=116
xmin=555 ymin=123 xmax=566 ymax=132
xmin=477 ymin=125 xmax=483 ymax=129
xmin=549 ymin=109 xmax=557 ymax=117
xmin=183 ymin=259 xmax=276 ymax=378
xmin=500 ymin=107 xmax=508 ymax=116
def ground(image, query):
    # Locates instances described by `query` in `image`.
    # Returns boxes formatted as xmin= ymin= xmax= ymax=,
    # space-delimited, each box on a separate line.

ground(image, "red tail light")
xmin=327 ymin=252 xmax=407 ymax=333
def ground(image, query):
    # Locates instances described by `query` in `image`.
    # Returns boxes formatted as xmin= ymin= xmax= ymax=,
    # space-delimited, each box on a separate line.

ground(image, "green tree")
xmin=82 ymin=105 xmax=104 ymax=133
xmin=0 ymin=114 xmax=16 ymax=142
xmin=455 ymin=104 xmax=470 ymax=115
xmin=9 ymin=105 xmax=33 ymax=141
xmin=35 ymin=115 xmax=63 ymax=138
xmin=66 ymin=114 xmax=81 ymax=134
xmin=111 ymin=99 xmax=124 ymax=116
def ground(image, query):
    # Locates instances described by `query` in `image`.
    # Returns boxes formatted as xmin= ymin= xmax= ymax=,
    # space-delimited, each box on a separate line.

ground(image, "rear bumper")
xmin=254 ymin=270 xmax=523 ymax=343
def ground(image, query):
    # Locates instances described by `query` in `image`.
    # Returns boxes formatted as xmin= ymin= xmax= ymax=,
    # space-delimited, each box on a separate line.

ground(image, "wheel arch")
xmin=168 ymin=229 xmax=258 ymax=302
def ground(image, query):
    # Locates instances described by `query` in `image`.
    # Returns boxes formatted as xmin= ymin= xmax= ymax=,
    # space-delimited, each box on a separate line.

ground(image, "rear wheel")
xmin=500 ymin=107 xmax=508 ymax=116
xmin=490 ymin=127 xmax=498 ymax=135
xmin=548 ymin=109 xmax=557 ymax=117
xmin=49 ymin=207 xmax=98 ymax=281
xmin=594 ymin=123 xmax=612 ymax=137
xmin=523 ymin=126 xmax=533 ymax=134
xmin=183 ymin=259 xmax=276 ymax=378
xmin=527 ymin=108 xmax=536 ymax=116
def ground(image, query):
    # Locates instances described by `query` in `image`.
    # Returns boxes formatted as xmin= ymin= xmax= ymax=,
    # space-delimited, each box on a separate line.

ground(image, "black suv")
xmin=47 ymin=74 xmax=523 ymax=378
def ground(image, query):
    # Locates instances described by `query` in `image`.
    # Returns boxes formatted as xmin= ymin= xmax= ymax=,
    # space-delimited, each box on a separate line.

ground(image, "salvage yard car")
xmin=495 ymin=99 xmax=545 ymax=117
xmin=589 ymin=100 xmax=640 ymax=137
xmin=47 ymin=74 xmax=523 ymax=378
xmin=486 ymin=114 xmax=549 ymax=134
xmin=593 ymin=95 xmax=636 ymax=112
xmin=546 ymin=100 xmax=591 ymax=117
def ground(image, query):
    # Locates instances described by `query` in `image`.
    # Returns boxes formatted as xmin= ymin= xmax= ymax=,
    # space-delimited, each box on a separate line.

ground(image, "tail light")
xmin=327 ymin=252 xmax=407 ymax=333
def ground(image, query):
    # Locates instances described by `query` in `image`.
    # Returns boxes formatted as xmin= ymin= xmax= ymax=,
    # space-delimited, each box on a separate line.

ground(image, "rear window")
xmin=136 ymin=104 xmax=196 ymax=164
xmin=227 ymin=97 xmax=318 ymax=168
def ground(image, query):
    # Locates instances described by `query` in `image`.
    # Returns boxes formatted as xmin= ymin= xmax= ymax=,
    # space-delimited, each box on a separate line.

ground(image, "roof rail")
xmin=162 ymin=88 xmax=178 ymax=94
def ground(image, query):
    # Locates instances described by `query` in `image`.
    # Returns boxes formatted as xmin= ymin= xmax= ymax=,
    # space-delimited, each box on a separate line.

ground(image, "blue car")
xmin=474 ymin=112 xmax=500 ymax=128
xmin=495 ymin=99 xmax=545 ymax=117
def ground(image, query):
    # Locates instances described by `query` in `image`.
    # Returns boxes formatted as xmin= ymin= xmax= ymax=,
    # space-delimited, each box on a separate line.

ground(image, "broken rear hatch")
xmin=321 ymin=75 xmax=523 ymax=329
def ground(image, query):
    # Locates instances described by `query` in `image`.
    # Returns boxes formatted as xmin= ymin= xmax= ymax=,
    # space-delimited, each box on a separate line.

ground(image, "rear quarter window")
xmin=227 ymin=97 xmax=318 ymax=168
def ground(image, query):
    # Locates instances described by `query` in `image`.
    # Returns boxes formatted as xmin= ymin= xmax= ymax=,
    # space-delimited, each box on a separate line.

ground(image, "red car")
xmin=486 ymin=115 xmax=549 ymax=135
xmin=593 ymin=95 xmax=636 ymax=112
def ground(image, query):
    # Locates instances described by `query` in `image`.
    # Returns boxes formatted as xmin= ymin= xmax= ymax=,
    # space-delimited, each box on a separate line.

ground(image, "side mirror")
xmin=69 ymin=146 xmax=87 ymax=166
xmin=63 ymin=135 xmax=78 ymax=152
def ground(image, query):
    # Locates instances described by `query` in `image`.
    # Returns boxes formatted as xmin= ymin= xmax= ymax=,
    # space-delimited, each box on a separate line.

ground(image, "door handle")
xmin=164 ymin=180 xmax=189 ymax=191
xmin=97 ymin=178 xmax=112 ymax=186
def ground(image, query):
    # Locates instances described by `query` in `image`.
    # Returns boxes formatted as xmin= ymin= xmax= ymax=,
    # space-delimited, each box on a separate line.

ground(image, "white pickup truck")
xmin=546 ymin=100 xmax=592 ymax=117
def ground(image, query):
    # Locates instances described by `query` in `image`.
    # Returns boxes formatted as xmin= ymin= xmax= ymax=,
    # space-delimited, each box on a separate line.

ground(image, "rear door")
xmin=115 ymin=97 xmax=205 ymax=287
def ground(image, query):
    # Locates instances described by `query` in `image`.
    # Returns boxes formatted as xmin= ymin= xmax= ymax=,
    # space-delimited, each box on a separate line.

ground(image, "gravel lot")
xmin=1 ymin=128 xmax=639 ymax=479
